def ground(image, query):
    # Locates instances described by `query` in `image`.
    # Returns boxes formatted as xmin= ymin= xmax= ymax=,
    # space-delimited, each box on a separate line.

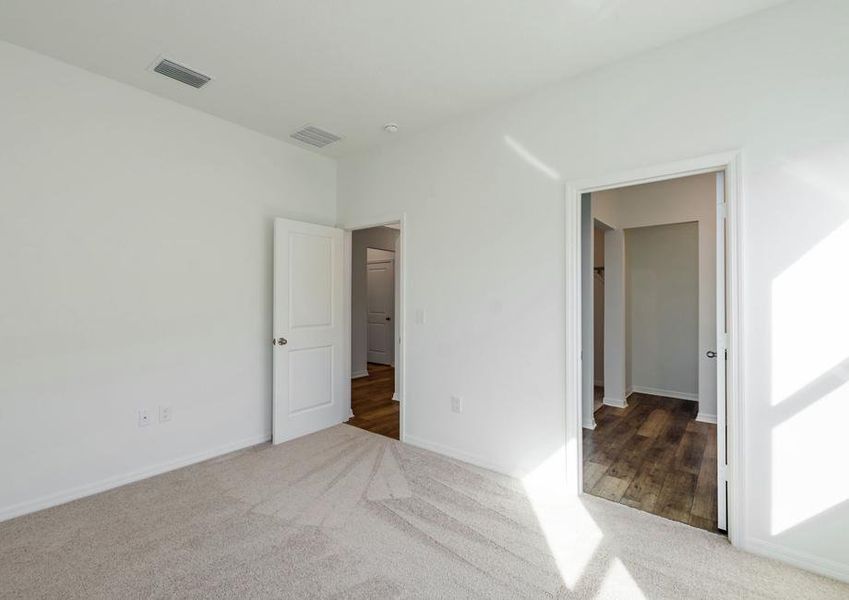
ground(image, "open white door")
xmin=715 ymin=171 xmax=728 ymax=531
xmin=273 ymin=218 xmax=345 ymax=444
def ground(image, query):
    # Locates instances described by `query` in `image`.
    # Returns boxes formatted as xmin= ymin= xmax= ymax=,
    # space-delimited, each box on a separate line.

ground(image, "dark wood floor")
xmin=346 ymin=363 xmax=399 ymax=439
xmin=583 ymin=393 xmax=719 ymax=532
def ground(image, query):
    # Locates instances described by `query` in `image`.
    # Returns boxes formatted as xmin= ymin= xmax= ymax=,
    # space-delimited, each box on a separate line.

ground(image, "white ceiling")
xmin=0 ymin=0 xmax=786 ymax=156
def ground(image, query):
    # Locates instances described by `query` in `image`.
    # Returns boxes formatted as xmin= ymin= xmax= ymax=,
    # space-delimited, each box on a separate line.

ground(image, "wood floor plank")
xmin=620 ymin=444 xmax=674 ymax=513
xmin=637 ymin=409 xmax=668 ymax=438
xmin=584 ymin=393 xmax=719 ymax=533
xmin=674 ymin=429 xmax=707 ymax=475
xmin=690 ymin=425 xmax=718 ymax=528
xmin=655 ymin=470 xmax=698 ymax=523
xmin=582 ymin=461 xmax=608 ymax=491
xmin=346 ymin=363 xmax=399 ymax=440
xmin=591 ymin=475 xmax=631 ymax=502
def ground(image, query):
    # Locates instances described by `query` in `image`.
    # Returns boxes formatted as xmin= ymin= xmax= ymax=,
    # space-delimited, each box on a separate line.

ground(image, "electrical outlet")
xmin=450 ymin=395 xmax=463 ymax=414
xmin=138 ymin=409 xmax=151 ymax=427
xmin=159 ymin=405 xmax=172 ymax=423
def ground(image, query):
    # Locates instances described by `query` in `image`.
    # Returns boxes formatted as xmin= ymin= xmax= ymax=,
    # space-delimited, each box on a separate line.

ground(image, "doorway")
xmin=346 ymin=225 xmax=402 ymax=439
xmin=566 ymin=152 xmax=742 ymax=544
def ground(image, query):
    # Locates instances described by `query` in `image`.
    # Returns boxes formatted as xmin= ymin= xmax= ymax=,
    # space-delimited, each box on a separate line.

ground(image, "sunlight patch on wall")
xmin=504 ymin=135 xmax=561 ymax=181
xmin=771 ymin=381 xmax=849 ymax=534
xmin=771 ymin=219 xmax=849 ymax=406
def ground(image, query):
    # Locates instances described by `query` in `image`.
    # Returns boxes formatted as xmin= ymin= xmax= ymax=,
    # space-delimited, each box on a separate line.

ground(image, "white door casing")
xmin=715 ymin=171 xmax=728 ymax=531
xmin=273 ymin=218 xmax=345 ymax=444
xmin=566 ymin=151 xmax=742 ymax=546
xmin=366 ymin=251 xmax=395 ymax=365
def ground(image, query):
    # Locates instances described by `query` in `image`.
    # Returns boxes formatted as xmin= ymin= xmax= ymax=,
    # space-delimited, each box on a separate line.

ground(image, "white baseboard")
xmin=403 ymin=434 xmax=517 ymax=477
xmin=744 ymin=537 xmax=849 ymax=584
xmin=391 ymin=392 xmax=400 ymax=402
xmin=0 ymin=432 xmax=271 ymax=523
xmin=351 ymin=369 xmax=370 ymax=379
xmin=582 ymin=419 xmax=597 ymax=430
xmin=629 ymin=385 xmax=698 ymax=402
xmin=603 ymin=396 xmax=628 ymax=409
xmin=696 ymin=412 xmax=717 ymax=424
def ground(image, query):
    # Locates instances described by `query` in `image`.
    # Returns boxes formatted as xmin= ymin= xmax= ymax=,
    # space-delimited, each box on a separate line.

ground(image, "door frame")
xmin=341 ymin=212 xmax=407 ymax=442
xmin=564 ymin=151 xmax=745 ymax=546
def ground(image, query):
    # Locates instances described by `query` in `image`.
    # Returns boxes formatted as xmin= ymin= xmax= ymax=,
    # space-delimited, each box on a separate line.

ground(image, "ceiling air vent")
xmin=290 ymin=125 xmax=342 ymax=148
xmin=153 ymin=58 xmax=211 ymax=89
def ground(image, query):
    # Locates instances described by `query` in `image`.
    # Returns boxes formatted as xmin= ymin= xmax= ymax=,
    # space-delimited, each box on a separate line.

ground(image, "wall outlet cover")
xmin=451 ymin=395 xmax=463 ymax=414
xmin=138 ymin=409 xmax=151 ymax=427
xmin=159 ymin=405 xmax=173 ymax=423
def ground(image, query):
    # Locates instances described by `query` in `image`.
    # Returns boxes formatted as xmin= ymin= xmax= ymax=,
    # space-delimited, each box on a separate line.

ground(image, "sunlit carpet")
xmin=1 ymin=425 xmax=846 ymax=599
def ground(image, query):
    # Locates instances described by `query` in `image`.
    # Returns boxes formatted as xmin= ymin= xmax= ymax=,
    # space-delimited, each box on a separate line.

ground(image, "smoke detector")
xmin=383 ymin=122 xmax=399 ymax=134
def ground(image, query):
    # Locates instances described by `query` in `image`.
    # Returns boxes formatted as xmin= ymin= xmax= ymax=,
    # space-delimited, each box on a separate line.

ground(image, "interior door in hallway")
xmin=366 ymin=249 xmax=395 ymax=365
xmin=272 ymin=218 xmax=345 ymax=444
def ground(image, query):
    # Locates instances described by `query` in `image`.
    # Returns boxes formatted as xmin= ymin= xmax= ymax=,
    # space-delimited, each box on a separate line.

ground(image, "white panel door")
xmin=273 ymin=218 xmax=345 ymax=444
xmin=366 ymin=255 xmax=395 ymax=365
xmin=715 ymin=171 xmax=728 ymax=531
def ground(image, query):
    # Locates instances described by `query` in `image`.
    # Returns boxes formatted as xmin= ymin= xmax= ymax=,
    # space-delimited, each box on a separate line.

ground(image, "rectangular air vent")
xmin=290 ymin=125 xmax=342 ymax=148
xmin=153 ymin=58 xmax=211 ymax=89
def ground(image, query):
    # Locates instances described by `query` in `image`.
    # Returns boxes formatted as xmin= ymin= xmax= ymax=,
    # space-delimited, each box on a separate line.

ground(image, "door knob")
xmin=385 ymin=317 xmax=391 ymax=321
xmin=706 ymin=350 xmax=717 ymax=358
xmin=273 ymin=337 xmax=288 ymax=346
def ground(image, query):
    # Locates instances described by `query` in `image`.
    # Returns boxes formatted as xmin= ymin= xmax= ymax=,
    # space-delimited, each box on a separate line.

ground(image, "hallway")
xmin=583 ymin=393 xmax=718 ymax=532
xmin=347 ymin=364 xmax=399 ymax=439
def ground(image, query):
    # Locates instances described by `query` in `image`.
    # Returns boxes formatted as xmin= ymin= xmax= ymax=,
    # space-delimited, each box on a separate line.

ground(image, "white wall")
xmin=593 ymin=173 xmax=717 ymax=418
xmin=626 ymin=222 xmax=699 ymax=398
xmin=592 ymin=226 xmax=605 ymax=386
xmin=337 ymin=0 xmax=849 ymax=581
xmin=0 ymin=41 xmax=337 ymax=519
xmin=602 ymin=229 xmax=628 ymax=408
xmin=351 ymin=227 xmax=400 ymax=376
xmin=580 ymin=194 xmax=596 ymax=426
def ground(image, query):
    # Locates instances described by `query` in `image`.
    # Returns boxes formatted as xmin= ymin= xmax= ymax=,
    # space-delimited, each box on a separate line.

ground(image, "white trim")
xmin=391 ymin=392 xmax=400 ymax=402
xmin=568 ymin=151 xmax=739 ymax=194
xmin=744 ymin=538 xmax=849 ymax=584
xmin=0 ymin=432 xmax=270 ymax=523
xmin=582 ymin=418 xmax=597 ymax=430
xmin=351 ymin=369 xmax=370 ymax=379
xmin=725 ymin=152 xmax=745 ymax=546
xmin=696 ymin=412 xmax=718 ymax=424
xmin=602 ymin=396 xmax=628 ymax=409
xmin=404 ymin=434 xmax=518 ymax=477
xmin=628 ymin=385 xmax=698 ymax=402
xmin=566 ymin=150 xmax=744 ymax=547
xmin=341 ymin=212 xmax=407 ymax=443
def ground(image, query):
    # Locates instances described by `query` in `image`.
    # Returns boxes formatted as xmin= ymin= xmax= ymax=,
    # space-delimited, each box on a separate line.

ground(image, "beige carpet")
xmin=1 ymin=425 xmax=845 ymax=599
